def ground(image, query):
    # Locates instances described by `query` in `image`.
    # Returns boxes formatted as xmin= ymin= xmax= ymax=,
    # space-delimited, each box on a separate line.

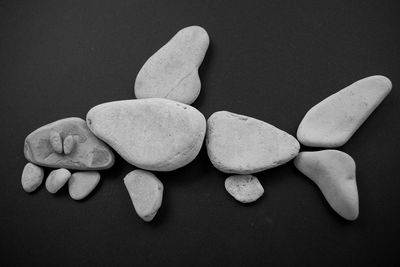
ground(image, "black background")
xmin=1 ymin=0 xmax=399 ymax=266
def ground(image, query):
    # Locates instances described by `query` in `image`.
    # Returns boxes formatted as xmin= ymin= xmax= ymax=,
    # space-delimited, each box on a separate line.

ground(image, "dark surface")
xmin=1 ymin=0 xmax=399 ymax=266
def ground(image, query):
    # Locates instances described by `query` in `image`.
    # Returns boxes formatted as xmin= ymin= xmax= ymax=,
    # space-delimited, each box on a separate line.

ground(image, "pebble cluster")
xmin=21 ymin=26 xmax=392 ymax=222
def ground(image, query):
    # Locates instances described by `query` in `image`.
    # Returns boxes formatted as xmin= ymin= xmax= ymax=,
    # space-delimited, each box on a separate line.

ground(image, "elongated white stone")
xmin=294 ymin=150 xmax=359 ymax=221
xmin=86 ymin=98 xmax=206 ymax=171
xmin=225 ymin=175 xmax=264 ymax=203
xmin=206 ymin=111 xmax=300 ymax=174
xmin=135 ymin=26 xmax=209 ymax=104
xmin=297 ymin=75 xmax=392 ymax=147
xmin=124 ymin=170 xmax=163 ymax=222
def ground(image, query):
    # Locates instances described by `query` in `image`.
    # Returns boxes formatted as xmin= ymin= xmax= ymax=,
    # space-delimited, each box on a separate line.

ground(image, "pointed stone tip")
xmin=343 ymin=209 xmax=359 ymax=221
xmin=376 ymin=75 xmax=392 ymax=92
xmin=179 ymin=25 xmax=210 ymax=45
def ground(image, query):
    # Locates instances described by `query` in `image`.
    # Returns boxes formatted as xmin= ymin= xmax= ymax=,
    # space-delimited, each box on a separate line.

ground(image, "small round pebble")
xmin=225 ymin=175 xmax=264 ymax=203
xmin=68 ymin=171 xmax=100 ymax=200
xmin=21 ymin=163 xmax=44 ymax=193
xmin=46 ymin=168 xmax=71 ymax=194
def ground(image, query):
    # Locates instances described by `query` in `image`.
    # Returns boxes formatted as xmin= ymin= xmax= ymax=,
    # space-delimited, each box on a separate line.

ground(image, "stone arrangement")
xmin=21 ymin=26 xmax=392 ymax=222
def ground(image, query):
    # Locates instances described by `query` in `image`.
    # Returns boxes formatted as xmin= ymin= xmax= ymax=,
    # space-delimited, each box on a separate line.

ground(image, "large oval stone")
xmin=206 ymin=111 xmax=300 ymax=174
xmin=24 ymin=117 xmax=115 ymax=170
xmin=297 ymin=75 xmax=392 ymax=147
xmin=134 ymin=26 xmax=209 ymax=105
xmin=86 ymin=98 xmax=206 ymax=171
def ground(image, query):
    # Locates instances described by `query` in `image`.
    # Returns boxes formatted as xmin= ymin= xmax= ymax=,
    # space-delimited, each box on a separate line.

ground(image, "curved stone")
xmin=86 ymin=98 xmax=206 ymax=171
xmin=24 ymin=117 xmax=115 ymax=170
xmin=135 ymin=26 xmax=209 ymax=105
xmin=124 ymin=170 xmax=163 ymax=222
xmin=225 ymin=175 xmax=264 ymax=203
xmin=46 ymin=168 xmax=71 ymax=194
xmin=206 ymin=111 xmax=300 ymax=174
xmin=68 ymin=171 xmax=100 ymax=200
xmin=297 ymin=75 xmax=392 ymax=147
xmin=294 ymin=150 xmax=359 ymax=221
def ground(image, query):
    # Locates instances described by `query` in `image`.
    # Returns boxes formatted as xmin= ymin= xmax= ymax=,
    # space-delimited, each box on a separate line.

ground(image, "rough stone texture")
xmin=124 ymin=170 xmax=164 ymax=222
xmin=68 ymin=171 xmax=100 ymax=200
xmin=49 ymin=130 xmax=63 ymax=154
xmin=135 ymin=26 xmax=209 ymax=105
xmin=86 ymin=98 xmax=206 ymax=171
xmin=297 ymin=75 xmax=392 ymax=147
xmin=63 ymin=135 xmax=75 ymax=155
xmin=21 ymin=163 xmax=44 ymax=193
xmin=225 ymin=175 xmax=264 ymax=203
xmin=294 ymin=150 xmax=359 ymax=221
xmin=24 ymin=117 xmax=115 ymax=170
xmin=206 ymin=111 xmax=300 ymax=174
xmin=46 ymin=168 xmax=71 ymax=194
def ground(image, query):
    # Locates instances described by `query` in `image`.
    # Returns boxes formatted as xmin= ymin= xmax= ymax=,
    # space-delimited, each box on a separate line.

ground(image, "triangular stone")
xmin=124 ymin=170 xmax=163 ymax=222
xmin=206 ymin=111 xmax=300 ymax=174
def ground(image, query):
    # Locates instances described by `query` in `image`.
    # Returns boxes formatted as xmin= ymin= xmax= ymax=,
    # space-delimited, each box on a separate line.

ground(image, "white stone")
xmin=135 ymin=26 xmax=209 ymax=105
xmin=21 ymin=163 xmax=44 ymax=192
xmin=206 ymin=111 xmax=300 ymax=174
xmin=225 ymin=175 xmax=264 ymax=203
xmin=86 ymin=98 xmax=206 ymax=171
xmin=297 ymin=75 xmax=392 ymax=147
xmin=294 ymin=150 xmax=359 ymax=221
xmin=124 ymin=170 xmax=164 ymax=222
xmin=68 ymin=171 xmax=100 ymax=200
xmin=45 ymin=168 xmax=71 ymax=194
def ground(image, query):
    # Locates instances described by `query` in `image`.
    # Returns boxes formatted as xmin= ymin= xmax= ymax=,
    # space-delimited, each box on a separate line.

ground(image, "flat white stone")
xmin=225 ymin=175 xmax=264 ymax=203
xmin=68 ymin=171 xmax=100 ymax=200
xmin=86 ymin=98 xmax=206 ymax=171
xmin=206 ymin=111 xmax=300 ymax=174
xmin=294 ymin=150 xmax=359 ymax=221
xmin=297 ymin=75 xmax=392 ymax=147
xmin=135 ymin=26 xmax=209 ymax=105
xmin=46 ymin=168 xmax=71 ymax=194
xmin=124 ymin=170 xmax=164 ymax=222
xmin=21 ymin=163 xmax=44 ymax=193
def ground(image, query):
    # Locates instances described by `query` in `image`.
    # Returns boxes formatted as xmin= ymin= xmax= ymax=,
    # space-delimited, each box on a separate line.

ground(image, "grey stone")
xmin=24 ymin=117 xmax=115 ymax=170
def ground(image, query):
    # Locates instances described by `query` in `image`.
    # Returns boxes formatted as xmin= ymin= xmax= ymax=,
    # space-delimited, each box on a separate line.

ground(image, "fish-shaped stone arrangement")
xmin=20 ymin=25 xmax=393 ymax=223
